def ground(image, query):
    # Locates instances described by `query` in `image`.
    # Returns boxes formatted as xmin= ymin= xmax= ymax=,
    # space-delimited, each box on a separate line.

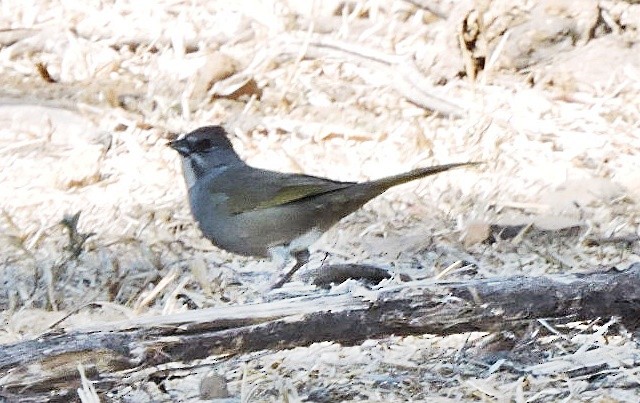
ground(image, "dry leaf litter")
xmin=1 ymin=0 xmax=640 ymax=401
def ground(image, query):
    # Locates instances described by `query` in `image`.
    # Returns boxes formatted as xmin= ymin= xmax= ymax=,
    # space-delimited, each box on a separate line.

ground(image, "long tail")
xmin=370 ymin=162 xmax=482 ymax=190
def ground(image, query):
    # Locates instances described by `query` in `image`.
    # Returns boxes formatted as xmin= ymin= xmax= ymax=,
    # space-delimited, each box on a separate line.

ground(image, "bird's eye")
xmin=193 ymin=138 xmax=213 ymax=152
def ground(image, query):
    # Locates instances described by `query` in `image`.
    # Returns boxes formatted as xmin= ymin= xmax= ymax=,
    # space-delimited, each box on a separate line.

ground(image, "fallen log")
xmin=2 ymin=263 xmax=640 ymax=401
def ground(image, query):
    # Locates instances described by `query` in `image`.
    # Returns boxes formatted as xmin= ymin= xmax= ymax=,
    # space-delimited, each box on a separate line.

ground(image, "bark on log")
xmin=2 ymin=263 xmax=640 ymax=401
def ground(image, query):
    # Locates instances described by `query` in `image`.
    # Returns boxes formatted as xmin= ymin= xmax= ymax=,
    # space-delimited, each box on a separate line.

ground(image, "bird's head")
xmin=169 ymin=125 xmax=235 ymax=157
xmin=169 ymin=125 xmax=242 ymax=188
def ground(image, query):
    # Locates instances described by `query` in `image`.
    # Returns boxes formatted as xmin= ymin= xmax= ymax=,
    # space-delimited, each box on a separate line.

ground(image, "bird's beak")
xmin=168 ymin=137 xmax=190 ymax=156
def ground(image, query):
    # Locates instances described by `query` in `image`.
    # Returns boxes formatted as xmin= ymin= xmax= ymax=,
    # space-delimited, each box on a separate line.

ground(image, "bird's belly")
xmin=188 ymin=188 xmax=368 ymax=258
xmin=194 ymin=204 xmax=330 ymax=258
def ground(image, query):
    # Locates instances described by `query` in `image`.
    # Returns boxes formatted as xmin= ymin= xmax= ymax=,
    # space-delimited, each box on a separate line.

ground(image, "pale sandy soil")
xmin=1 ymin=0 xmax=640 ymax=401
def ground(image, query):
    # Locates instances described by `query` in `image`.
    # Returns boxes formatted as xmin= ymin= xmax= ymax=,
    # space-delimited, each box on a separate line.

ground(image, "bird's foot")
xmin=269 ymin=249 xmax=310 ymax=289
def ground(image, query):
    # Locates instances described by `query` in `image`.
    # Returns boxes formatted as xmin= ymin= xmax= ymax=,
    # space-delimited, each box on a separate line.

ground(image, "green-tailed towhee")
xmin=170 ymin=125 xmax=479 ymax=287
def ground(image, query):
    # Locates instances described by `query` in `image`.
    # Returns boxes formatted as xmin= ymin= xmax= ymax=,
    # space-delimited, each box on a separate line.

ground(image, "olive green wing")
xmin=251 ymin=182 xmax=346 ymax=209
xmin=213 ymin=166 xmax=355 ymax=214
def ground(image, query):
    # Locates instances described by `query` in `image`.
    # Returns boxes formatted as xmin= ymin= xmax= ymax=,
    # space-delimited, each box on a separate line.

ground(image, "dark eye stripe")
xmin=193 ymin=138 xmax=213 ymax=152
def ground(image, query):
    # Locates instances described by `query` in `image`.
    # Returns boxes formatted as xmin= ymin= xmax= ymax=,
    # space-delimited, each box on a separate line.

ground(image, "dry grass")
xmin=1 ymin=0 xmax=640 ymax=401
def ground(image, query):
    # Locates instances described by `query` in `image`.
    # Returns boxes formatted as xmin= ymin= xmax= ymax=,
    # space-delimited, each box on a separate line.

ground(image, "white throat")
xmin=183 ymin=154 xmax=229 ymax=190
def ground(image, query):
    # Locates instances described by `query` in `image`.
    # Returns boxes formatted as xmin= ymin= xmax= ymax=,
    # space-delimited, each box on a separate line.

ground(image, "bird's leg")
xmin=270 ymin=249 xmax=310 ymax=289
xmin=319 ymin=251 xmax=329 ymax=267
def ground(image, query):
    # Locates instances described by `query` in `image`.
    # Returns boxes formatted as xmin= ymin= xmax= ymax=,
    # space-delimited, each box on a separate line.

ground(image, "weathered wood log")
xmin=2 ymin=263 xmax=640 ymax=401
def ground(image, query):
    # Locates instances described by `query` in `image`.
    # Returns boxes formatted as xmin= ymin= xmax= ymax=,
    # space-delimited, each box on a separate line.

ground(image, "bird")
xmin=169 ymin=125 xmax=479 ymax=288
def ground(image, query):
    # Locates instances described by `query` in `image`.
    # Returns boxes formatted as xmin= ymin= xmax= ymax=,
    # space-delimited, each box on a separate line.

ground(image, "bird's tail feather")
xmin=371 ymin=162 xmax=481 ymax=190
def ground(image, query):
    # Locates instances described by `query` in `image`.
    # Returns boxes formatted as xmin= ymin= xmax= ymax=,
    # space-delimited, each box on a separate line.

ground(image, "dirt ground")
xmin=1 ymin=0 xmax=640 ymax=401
